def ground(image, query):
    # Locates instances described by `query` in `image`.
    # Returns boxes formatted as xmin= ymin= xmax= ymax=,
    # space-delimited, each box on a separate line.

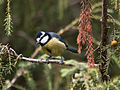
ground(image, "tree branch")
xmin=6 ymin=69 xmax=24 ymax=89
xmin=21 ymin=56 xmax=76 ymax=66
xmin=0 ymin=44 xmax=98 ymax=89
xmin=57 ymin=18 xmax=79 ymax=35
xmin=100 ymin=0 xmax=110 ymax=82
xmin=0 ymin=44 xmax=98 ymax=67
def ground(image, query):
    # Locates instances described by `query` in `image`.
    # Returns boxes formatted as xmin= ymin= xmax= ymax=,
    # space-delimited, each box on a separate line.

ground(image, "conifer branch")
xmin=4 ymin=0 xmax=12 ymax=36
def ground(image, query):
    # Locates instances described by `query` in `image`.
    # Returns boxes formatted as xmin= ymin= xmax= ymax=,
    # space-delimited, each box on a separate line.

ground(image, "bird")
xmin=36 ymin=31 xmax=78 ymax=63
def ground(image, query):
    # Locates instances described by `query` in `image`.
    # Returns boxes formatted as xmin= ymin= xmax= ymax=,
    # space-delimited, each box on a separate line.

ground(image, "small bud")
xmin=111 ymin=40 xmax=118 ymax=47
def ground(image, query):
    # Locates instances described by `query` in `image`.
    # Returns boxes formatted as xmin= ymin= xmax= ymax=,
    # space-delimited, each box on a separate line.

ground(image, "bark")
xmin=100 ymin=0 xmax=110 ymax=82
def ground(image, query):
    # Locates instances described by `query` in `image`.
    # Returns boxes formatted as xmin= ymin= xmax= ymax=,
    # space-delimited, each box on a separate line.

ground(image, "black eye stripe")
xmin=40 ymin=34 xmax=46 ymax=41
xmin=39 ymin=33 xmax=51 ymax=46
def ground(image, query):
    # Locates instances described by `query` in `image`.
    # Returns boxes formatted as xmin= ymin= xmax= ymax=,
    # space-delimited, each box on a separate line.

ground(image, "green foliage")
xmin=61 ymin=60 xmax=120 ymax=90
xmin=0 ymin=45 xmax=16 ymax=88
xmin=23 ymin=70 xmax=37 ymax=90
xmin=4 ymin=0 xmax=13 ymax=36
xmin=40 ymin=54 xmax=53 ymax=90
xmin=61 ymin=60 xmax=88 ymax=77
xmin=44 ymin=64 xmax=53 ymax=90
xmin=91 ymin=1 xmax=120 ymax=27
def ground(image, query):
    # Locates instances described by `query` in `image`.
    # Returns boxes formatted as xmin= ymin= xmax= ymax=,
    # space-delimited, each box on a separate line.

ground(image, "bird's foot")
xmin=60 ymin=56 xmax=64 ymax=64
xmin=46 ymin=56 xmax=51 ymax=64
xmin=46 ymin=58 xmax=49 ymax=64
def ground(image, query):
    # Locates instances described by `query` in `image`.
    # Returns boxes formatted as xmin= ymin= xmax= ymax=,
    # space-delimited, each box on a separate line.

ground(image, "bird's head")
xmin=36 ymin=31 xmax=46 ymax=44
xmin=36 ymin=31 xmax=50 ymax=46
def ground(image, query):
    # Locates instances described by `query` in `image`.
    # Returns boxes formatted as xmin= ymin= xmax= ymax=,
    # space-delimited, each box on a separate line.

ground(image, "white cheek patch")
xmin=41 ymin=35 xmax=49 ymax=44
xmin=36 ymin=38 xmax=40 ymax=42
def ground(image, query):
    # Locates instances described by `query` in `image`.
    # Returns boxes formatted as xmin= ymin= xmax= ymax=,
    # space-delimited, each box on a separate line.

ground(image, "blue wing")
xmin=47 ymin=32 xmax=68 ymax=47
xmin=47 ymin=32 xmax=78 ymax=53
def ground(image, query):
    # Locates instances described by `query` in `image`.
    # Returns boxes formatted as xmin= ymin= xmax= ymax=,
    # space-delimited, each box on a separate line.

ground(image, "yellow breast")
xmin=42 ymin=38 xmax=66 ymax=56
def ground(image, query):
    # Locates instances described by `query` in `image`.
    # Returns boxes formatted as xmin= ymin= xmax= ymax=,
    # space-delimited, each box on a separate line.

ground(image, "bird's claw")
xmin=46 ymin=58 xmax=49 ymax=64
xmin=46 ymin=56 xmax=51 ymax=64
xmin=60 ymin=56 xmax=64 ymax=64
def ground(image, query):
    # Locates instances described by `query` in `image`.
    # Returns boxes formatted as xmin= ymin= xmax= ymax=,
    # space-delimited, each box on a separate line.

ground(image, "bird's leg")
xmin=46 ymin=56 xmax=51 ymax=64
xmin=60 ymin=56 xmax=64 ymax=64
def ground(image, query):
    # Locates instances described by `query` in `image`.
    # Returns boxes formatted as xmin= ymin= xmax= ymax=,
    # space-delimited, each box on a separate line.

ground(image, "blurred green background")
xmin=0 ymin=0 xmax=120 ymax=90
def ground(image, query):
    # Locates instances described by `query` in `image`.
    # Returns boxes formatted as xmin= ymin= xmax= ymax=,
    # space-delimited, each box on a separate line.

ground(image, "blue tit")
xmin=36 ymin=31 xmax=78 ymax=63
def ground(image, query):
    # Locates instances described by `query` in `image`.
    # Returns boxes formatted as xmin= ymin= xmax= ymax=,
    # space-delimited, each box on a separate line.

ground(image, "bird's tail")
xmin=66 ymin=46 xmax=78 ymax=53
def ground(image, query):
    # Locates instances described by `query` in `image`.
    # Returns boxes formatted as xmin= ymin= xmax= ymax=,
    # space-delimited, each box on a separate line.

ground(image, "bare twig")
xmin=1 ymin=46 xmax=96 ymax=66
xmin=0 ymin=44 xmax=99 ymax=67
xmin=57 ymin=18 xmax=79 ymax=35
xmin=107 ymin=14 xmax=117 ymax=40
xmin=6 ymin=69 xmax=24 ymax=89
xmin=7 ymin=46 xmax=98 ymax=67
xmin=93 ymin=41 xmax=101 ymax=53
xmin=31 ymin=46 xmax=41 ymax=58
xmin=21 ymin=56 xmax=76 ymax=66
